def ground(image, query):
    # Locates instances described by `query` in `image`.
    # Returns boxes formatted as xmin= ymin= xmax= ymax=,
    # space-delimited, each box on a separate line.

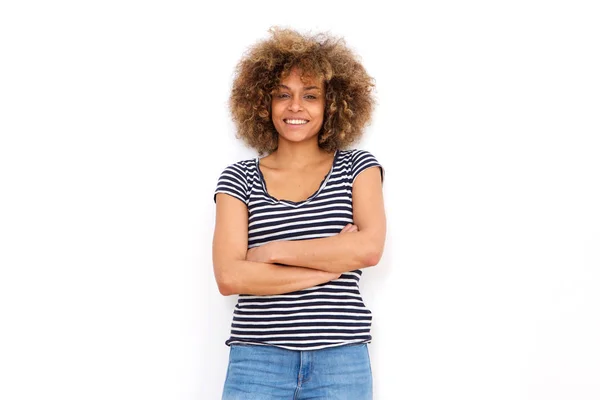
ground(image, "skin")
xmin=212 ymin=67 xmax=386 ymax=296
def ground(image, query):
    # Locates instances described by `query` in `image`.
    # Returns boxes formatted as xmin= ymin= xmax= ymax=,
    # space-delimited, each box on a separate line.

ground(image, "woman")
xmin=213 ymin=27 xmax=386 ymax=399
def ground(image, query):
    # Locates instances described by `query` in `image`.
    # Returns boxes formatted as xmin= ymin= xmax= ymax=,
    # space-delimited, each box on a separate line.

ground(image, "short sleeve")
xmin=214 ymin=162 xmax=249 ymax=204
xmin=351 ymin=149 xmax=385 ymax=185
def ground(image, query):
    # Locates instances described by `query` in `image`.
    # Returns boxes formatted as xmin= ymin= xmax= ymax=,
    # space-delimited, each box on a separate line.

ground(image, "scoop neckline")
xmin=255 ymin=150 xmax=339 ymax=206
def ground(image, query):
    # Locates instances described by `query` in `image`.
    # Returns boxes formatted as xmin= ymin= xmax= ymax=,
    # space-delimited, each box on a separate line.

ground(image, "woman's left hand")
xmin=246 ymin=242 xmax=274 ymax=264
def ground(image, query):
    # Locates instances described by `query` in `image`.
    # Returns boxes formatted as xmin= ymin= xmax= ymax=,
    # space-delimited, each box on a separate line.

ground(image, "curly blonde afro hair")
xmin=229 ymin=27 xmax=376 ymax=156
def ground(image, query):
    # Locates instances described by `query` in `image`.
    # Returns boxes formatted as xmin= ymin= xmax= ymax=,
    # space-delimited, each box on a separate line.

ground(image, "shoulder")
xmin=221 ymin=157 xmax=255 ymax=172
xmin=339 ymin=148 xmax=384 ymax=184
xmin=337 ymin=148 xmax=381 ymax=168
xmin=337 ymin=148 xmax=378 ymax=160
xmin=216 ymin=157 xmax=256 ymax=180
xmin=214 ymin=157 xmax=257 ymax=204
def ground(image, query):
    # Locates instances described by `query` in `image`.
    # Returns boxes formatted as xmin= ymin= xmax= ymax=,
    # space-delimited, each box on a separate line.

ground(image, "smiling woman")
xmin=270 ymin=68 xmax=325 ymax=146
xmin=213 ymin=27 xmax=385 ymax=400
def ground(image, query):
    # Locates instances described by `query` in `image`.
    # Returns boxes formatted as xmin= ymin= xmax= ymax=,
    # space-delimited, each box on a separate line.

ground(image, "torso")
xmin=214 ymin=148 xmax=382 ymax=350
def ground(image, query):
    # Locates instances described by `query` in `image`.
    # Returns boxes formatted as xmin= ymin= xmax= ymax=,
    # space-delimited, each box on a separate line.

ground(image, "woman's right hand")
xmin=339 ymin=224 xmax=359 ymax=234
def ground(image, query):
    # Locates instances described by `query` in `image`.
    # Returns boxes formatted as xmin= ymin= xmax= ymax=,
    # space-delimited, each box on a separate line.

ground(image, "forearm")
xmin=270 ymin=231 xmax=384 ymax=273
xmin=216 ymin=259 xmax=340 ymax=296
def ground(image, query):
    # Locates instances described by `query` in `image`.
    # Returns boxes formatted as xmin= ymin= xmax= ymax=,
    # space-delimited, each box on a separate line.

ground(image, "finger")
xmin=340 ymin=224 xmax=352 ymax=233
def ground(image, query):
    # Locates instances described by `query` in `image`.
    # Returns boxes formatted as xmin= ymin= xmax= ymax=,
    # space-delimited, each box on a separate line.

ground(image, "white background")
xmin=1 ymin=1 xmax=599 ymax=399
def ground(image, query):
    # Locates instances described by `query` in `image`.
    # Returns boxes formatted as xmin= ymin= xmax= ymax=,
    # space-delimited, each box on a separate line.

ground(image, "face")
xmin=271 ymin=68 xmax=325 ymax=145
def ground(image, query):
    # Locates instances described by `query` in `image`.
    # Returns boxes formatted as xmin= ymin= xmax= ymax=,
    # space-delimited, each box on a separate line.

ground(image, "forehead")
xmin=279 ymin=68 xmax=324 ymax=88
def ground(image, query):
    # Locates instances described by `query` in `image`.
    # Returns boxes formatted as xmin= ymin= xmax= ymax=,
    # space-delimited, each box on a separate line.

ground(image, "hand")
xmin=246 ymin=243 xmax=273 ymax=264
xmin=339 ymin=224 xmax=359 ymax=234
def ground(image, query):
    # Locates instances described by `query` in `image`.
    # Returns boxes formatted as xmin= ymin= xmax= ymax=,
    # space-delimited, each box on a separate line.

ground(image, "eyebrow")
xmin=278 ymin=84 xmax=321 ymax=91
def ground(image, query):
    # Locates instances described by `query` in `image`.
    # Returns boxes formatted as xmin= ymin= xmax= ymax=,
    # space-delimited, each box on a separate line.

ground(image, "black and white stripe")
xmin=214 ymin=149 xmax=383 ymax=350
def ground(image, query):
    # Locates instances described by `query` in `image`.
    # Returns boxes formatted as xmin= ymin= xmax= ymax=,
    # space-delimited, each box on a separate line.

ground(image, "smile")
xmin=284 ymin=119 xmax=309 ymax=125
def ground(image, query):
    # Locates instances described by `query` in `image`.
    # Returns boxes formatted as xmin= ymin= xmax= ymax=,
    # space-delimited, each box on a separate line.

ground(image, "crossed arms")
xmin=212 ymin=167 xmax=386 ymax=296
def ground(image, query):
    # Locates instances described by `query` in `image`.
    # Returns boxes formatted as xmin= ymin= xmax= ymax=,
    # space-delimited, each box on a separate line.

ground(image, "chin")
xmin=280 ymin=134 xmax=318 ymax=144
xmin=277 ymin=128 xmax=319 ymax=142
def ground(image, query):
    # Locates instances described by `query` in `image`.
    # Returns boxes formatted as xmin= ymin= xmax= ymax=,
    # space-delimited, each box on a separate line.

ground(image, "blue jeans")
xmin=222 ymin=343 xmax=373 ymax=399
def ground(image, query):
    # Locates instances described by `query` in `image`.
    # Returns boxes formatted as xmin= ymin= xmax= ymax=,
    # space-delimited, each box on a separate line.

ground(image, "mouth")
xmin=284 ymin=119 xmax=309 ymax=125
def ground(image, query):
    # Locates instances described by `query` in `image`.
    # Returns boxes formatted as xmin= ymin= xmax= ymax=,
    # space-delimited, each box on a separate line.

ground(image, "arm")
xmin=212 ymin=193 xmax=340 ymax=296
xmin=249 ymin=166 xmax=386 ymax=273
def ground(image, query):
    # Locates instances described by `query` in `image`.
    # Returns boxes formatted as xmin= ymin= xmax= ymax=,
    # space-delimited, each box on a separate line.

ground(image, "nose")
xmin=289 ymin=96 xmax=302 ymax=112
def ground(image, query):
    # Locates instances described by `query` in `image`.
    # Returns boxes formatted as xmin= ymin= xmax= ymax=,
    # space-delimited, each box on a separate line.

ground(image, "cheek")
xmin=318 ymin=102 xmax=325 ymax=117
xmin=270 ymin=104 xmax=282 ymax=121
xmin=315 ymin=107 xmax=325 ymax=122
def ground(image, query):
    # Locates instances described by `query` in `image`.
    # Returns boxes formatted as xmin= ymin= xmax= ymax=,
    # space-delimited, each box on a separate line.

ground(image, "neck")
xmin=271 ymin=138 xmax=333 ymax=169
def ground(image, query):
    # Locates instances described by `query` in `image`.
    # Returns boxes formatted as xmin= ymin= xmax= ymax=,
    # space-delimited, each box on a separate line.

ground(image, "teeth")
xmin=286 ymin=119 xmax=308 ymax=125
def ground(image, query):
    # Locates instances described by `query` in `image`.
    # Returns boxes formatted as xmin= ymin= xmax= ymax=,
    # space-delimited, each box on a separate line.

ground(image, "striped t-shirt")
xmin=214 ymin=148 xmax=384 ymax=351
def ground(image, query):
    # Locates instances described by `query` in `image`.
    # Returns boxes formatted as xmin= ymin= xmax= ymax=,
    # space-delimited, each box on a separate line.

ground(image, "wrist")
xmin=266 ymin=241 xmax=280 ymax=264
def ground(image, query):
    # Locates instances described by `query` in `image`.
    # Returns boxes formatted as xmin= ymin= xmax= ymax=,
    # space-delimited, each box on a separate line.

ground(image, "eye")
xmin=304 ymin=94 xmax=317 ymax=100
xmin=277 ymin=93 xmax=290 ymax=99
